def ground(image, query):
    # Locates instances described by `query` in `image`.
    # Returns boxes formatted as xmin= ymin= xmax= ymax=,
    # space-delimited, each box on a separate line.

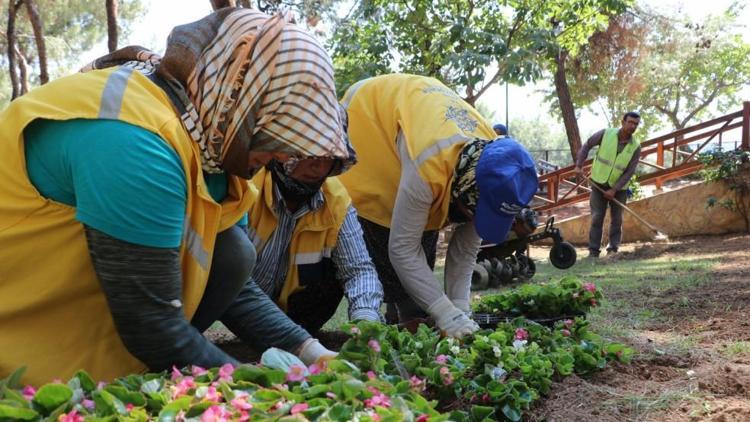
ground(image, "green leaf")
xmin=501 ymin=403 xmax=522 ymax=422
xmin=140 ymin=379 xmax=162 ymax=394
xmin=0 ymin=367 xmax=26 ymax=390
xmin=157 ymin=397 xmax=191 ymax=422
xmin=74 ymin=370 xmax=96 ymax=393
xmin=184 ymin=402 xmax=212 ymax=418
xmin=326 ymin=403 xmax=353 ymax=421
xmin=1 ymin=386 xmax=28 ymax=406
xmin=0 ymin=403 xmax=38 ymax=420
xmin=32 ymin=383 xmax=73 ymax=413
xmin=93 ymin=389 xmax=127 ymax=415
xmin=470 ymin=405 xmax=496 ymax=421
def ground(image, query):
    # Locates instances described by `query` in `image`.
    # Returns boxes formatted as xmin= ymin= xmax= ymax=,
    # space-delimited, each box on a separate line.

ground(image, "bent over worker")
xmin=338 ymin=74 xmax=538 ymax=338
xmin=575 ymin=112 xmax=641 ymax=257
xmin=247 ymin=155 xmax=384 ymax=333
xmin=0 ymin=8 xmax=350 ymax=385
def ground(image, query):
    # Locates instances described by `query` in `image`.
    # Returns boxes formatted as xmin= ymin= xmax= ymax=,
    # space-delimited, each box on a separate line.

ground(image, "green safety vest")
xmin=591 ymin=128 xmax=639 ymax=188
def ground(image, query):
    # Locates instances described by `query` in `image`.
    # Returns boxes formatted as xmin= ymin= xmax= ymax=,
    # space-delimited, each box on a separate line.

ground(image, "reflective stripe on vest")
xmin=414 ymin=133 xmax=473 ymax=166
xmin=98 ymin=67 xmax=134 ymax=119
xmin=184 ymin=220 xmax=210 ymax=271
xmin=294 ymin=248 xmax=333 ymax=265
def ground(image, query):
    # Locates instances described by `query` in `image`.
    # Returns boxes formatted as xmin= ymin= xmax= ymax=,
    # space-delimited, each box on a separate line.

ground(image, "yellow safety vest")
xmin=591 ymin=128 xmax=640 ymax=188
xmin=0 ymin=67 xmax=252 ymax=385
xmin=338 ymin=74 xmax=496 ymax=230
xmin=247 ymin=169 xmax=350 ymax=310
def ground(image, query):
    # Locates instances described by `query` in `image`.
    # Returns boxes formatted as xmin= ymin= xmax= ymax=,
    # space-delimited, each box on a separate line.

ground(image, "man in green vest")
xmin=575 ymin=112 xmax=641 ymax=258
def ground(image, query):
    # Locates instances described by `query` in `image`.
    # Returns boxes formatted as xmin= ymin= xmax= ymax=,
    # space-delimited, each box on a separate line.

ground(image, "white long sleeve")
xmin=444 ymin=222 xmax=481 ymax=312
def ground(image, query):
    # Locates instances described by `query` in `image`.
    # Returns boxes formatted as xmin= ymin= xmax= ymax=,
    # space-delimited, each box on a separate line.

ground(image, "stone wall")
xmin=551 ymin=181 xmax=748 ymax=245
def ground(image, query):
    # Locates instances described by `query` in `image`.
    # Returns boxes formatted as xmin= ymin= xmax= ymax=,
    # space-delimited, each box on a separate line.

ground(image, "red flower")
xmin=514 ymin=328 xmax=529 ymax=341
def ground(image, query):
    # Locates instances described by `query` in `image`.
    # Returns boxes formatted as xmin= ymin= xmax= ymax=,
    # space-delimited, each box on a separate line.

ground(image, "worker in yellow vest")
xmin=339 ymin=74 xmax=539 ymax=337
xmin=0 ymin=8 xmax=349 ymax=385
xmin=247 ymin=155 xmax=384 ymax=333
xmin=575 ymin=112 xmax=642 ymax=258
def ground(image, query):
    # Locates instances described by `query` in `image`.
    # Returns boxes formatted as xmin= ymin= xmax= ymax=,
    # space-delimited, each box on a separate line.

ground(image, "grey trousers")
xmin=588 ymin=186 xmax=628 ymax=253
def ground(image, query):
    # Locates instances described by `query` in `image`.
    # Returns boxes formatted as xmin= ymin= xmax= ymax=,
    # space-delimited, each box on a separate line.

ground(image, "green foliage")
xmin=1 ymin=277 xmax=632 ymax=421
xmin=565 ymin=2 xmax=750 ymax=132
xmin=0 ymin=0 xmax=146 ymax=105
xmin=700 ymin=149 xmax=750 ymax=231
xmin=473 ymin=275 xmax=603 ymax=317
xmin=329 ymin=0 xmax=631 ymax=102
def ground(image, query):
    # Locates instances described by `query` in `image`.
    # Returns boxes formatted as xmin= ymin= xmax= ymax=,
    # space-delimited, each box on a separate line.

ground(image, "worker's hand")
xmin=574 ymin=166 xmax=584 ymax=177
xmin=604 ymin=188 xmax=616 ymax=200
xmin=427 ymin=296 xmax=479 ymax=339
xmin=297 ymin=338 xmax=337 ymax=366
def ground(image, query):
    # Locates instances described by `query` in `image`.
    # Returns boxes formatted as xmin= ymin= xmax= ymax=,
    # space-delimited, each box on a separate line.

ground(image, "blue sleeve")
xmin=25 ymin=118 xmax=187 ymax=248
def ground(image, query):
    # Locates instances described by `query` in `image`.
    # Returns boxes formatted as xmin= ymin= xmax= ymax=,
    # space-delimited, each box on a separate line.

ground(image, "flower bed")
xmin=0 ymin=279 xmax=630 ymax=421
xmin=472 ymin=276 xmax=603 ymax=327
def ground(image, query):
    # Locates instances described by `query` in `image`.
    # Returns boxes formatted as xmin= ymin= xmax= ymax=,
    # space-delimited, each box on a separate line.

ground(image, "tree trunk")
xmin=553 ymin=50 xmax=582 ymax=162
xmin=210 ymin=0 xmax=236 ymax=10
xmin=106 ymin=0 xmax=118 ymax=52
xmin=15 ymin=44 xmax=29 ymax=95
xmin=7 ymin=0 xmax=21 ymax=99
xmin=24 ymin=0 xmax=48 ymax=84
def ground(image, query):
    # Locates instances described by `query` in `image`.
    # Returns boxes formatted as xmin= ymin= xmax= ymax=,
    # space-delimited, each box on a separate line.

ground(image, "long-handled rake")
xmin=586 ymin=176 xmax=669 ymax=241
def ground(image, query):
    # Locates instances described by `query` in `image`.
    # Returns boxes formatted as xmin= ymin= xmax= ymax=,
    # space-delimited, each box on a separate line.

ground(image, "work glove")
xmin=296 ymin=338 xmax=337 ymax=366
xmin=427 ymin=296 xmax=479 ymax=338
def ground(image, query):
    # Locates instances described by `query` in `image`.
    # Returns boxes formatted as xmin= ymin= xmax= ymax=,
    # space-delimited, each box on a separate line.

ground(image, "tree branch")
xmin=24 ymin=0 xmax=48 ymax=84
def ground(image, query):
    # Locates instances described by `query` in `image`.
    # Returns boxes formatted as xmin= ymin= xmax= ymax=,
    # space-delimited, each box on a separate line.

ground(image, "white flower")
xmin=414 ymin=341 xmax=423 ymax=349
xmin=493 ymin=345 xmax=502 ymax=358
xmin=489 ymin=366 xmax=507 ymax=381
xmin=512 ymin=339 xmax=527 ymax=350
xmin=450 ymin=345 xmax=460 ymax=355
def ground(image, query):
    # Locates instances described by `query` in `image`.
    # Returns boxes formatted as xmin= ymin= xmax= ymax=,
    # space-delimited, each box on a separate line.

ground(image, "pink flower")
xmin=96 ymin=381 xmax=107 ymax=390
xmin=364 ymin=387 xmax=392 ymax=408
xmin=200 ymin=405 xmax=232 ymax=422
xmin=192 ymin=365 xmax=208 ymax=377
xmin=171 ymin=366 xmax=183 ymax=381
xmin=564 ymin=319 xmax=574 ymax=328
xmin=368 ymin=339 xmax=381 ymax=353
xmin=286 ymin=365 xmax=307 ymax=382
xmin=81 ymin=399 xmax=95 ymax=410
xmin=590 ymin=299 xmax=598 ymax=306
xmin=231 ymin=392 xmax=253 ymax=411
xmin=439 ymin=367 xmax=454 ymax=386
xmin=326 ymin=392 xmax=337 ymax=399
xmin=269 ymin=401 xmax=284 ymax=412
xmin=125 ymin=403 xmax=134 ymax=412
xmin=308 ymin=361 xmax=326 ymax=375
xmin=482 ymin=393 xmax=490 ymax=403
xmin=290 ymin=403 xmax=309 ymax=415
xmin=409 ymin=375 xmax=426 ymax=392
xmin=416 ymin=415 xmax=430 ymax=422
xmin=350 ymin=326 xmax=360 ymax=335
xmin=238 ymin=411 xmax=250 ymax=422
xmin=583 ymin=282 xmax=597 ymax=293
xmin=218 ymin=363 xmax=234 ymax=383
xmin=366 ymin=370 xmax=377 ymax=380
xmin=171 ymin=376 xmax=196 ymax=399
xmin=435 ymin=354 xmax=448 ymax=364
xmin=204 ymin=386 xmax=222 ymax=402
xmin=58 ymin=409 xmax=84 ymax=422
xmin=561 ymin=329 xmax=571 ymax=337
xmin=514 ymin=328 xmax=529 ymax=341
xmin=21 ymin=385 xmax=35 ymax=400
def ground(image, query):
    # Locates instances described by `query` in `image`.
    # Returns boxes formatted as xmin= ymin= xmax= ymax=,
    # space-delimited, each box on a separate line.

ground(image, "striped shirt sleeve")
xmin=332 ymin=205 xmax=384 ymax=321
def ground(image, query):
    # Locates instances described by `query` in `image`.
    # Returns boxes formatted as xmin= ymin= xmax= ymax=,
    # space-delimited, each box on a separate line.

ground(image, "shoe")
xmin=606 ymin=249 xmax=618 ymax=256
xmin=588 ymin=250 xmax=600 ymax=258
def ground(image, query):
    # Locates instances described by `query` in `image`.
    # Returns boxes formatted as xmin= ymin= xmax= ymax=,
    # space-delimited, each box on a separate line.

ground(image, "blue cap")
xmin=492 ymin=123 xmax=507 ymax=135
xmin=474 ymin=140 xmax=539 ymax=243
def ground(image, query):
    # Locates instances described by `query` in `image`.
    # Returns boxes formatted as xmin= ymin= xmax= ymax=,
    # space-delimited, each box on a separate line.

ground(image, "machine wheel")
xmin=517 ymin=255 xmax=536 ymax=279
xmin=471 ymin=263 xmax=490 ymax=291
xmin=487 ymin=258 xmax=503 ymax=288
xmin=550 ymin=241 xmax=577 ymax=269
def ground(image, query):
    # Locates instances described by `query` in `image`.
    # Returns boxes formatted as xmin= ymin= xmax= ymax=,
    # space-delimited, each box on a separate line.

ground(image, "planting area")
xmin=2 ymin=233 xmax=748 ymax=421
xmin=206 ymin=232 xmax=750 ymax=421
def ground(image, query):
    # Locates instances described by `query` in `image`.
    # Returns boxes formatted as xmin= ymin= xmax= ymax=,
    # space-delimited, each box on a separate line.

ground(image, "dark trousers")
xmin=358 ymin=218 xmax=438 ymax=323
xmin=286 ymin=274 xmax=344 ymax=334
xmin=588 ymin=186 xmax=628 ymax=253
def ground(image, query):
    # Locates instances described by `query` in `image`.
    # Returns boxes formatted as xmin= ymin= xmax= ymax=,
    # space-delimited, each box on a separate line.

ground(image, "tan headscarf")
xmin=82 ymin=8 xmax=351 ymax=178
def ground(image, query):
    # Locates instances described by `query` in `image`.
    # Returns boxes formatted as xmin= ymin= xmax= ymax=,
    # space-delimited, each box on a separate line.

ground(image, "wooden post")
xmin=742 ymin=101 xmax=749 ymax=151
xmin=655 ymin=142 xmax=664 ymax=190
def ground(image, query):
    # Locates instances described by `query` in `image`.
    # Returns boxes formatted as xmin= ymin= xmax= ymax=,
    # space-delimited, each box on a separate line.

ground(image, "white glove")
xmin=427 ymin=295 xmax=479 ymax=338
xmin=296 ymin=338 xmax=337 ymax=366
